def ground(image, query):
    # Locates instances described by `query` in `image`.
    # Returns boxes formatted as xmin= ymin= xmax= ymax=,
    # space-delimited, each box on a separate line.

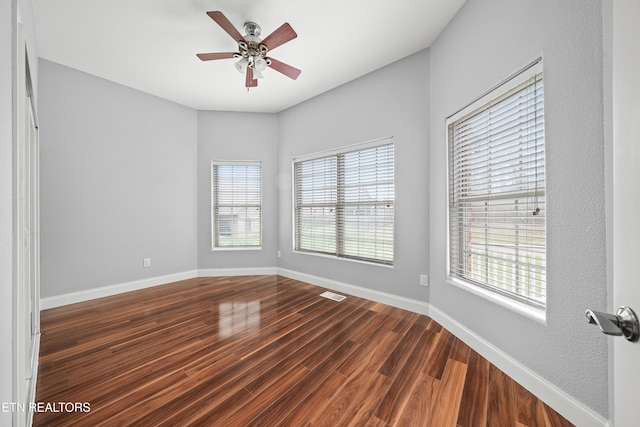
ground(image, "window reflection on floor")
xmin=219 ymin=301 xmax=261 ymax=338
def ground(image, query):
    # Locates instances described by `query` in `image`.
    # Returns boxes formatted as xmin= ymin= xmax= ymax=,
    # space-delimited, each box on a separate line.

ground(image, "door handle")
xmin=585 ymin=306 xmax=639 ymax=342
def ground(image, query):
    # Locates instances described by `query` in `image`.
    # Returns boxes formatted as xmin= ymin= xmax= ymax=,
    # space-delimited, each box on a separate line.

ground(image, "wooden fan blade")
xmin=207 ymin=11 xmax=245 ymax=42
xmin=261 ymin=22 xmax=297 ymax=51
xmin=267 ymin=57 xmax=301 ymax=80
xmin=196 ymin=52 xmax=237 ymax=61
xmin=246 ymin=67 xmax=258 ymax=87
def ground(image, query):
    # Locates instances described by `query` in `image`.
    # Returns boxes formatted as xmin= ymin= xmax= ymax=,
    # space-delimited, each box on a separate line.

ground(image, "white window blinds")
xmin=211 ymin=161 xmax=261 ymax=249
xmin=294 ymin=139 xmax=394 ymax=265
xmin=447 ymin=62 xmax=545 ymax=309
xmin=294 ymin=156 xmax=337 ymax=255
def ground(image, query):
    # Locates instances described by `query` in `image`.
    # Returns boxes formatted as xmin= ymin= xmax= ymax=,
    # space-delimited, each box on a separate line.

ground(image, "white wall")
xmin=39 ymin=60 xmax=198 ymax=298
xmin=429 ymin=0 xmax=608 ymax=417
xmin=276 ymin=50 xmax=430 ymax=302
xmin=197 ymin=111 xmax=278 ymax=269
xmin=0 ymin=1 xmax=14 ymax=424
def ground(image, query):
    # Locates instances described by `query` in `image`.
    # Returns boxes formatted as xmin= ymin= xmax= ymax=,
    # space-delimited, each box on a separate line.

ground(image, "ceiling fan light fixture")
xmin=254 ymin=57 xmax=267 ymax=73
xmin=234 ymin=57 xmax=248 ymax=73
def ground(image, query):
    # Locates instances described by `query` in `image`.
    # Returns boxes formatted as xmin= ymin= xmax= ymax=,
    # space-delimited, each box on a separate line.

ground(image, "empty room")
xmin=3 ymin=0 xmax=639 ymax=426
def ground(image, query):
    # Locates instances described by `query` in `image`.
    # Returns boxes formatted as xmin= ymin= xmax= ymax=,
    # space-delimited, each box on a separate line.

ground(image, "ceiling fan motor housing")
xmin=238 ymin=21 xmax=270 ymax=70
xmin=243 ymin=22 xmax=261 ymax=37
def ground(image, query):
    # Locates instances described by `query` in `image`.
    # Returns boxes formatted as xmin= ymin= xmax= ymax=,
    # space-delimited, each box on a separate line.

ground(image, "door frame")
xmin=12 ymin=13 xmax=41 ymax=427
xmin=608 ymin=0 xmax=640 ymax=425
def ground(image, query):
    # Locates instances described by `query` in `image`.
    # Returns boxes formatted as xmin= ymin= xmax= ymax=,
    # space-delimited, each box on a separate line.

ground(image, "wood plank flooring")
xmin=34 ymin=275 xmax=574 ymax=426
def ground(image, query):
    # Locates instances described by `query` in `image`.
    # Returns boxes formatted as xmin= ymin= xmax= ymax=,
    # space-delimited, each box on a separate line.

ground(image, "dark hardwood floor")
xmin=34 ymin=275 xmax=574 ymax=426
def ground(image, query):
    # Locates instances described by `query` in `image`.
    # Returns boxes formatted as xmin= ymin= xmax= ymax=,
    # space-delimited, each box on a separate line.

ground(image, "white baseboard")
xmin=276 ymin=268 xmax=429 ymax=315
xmin=40 ymin=267 xmax=280 ymax=310
xmin=198 ymin=267 xmax=279 ymax=277
xmin=428 ymin=304 xmax=609 ymax=427
xmin=40 ymin=270 xmax=199 ymax=309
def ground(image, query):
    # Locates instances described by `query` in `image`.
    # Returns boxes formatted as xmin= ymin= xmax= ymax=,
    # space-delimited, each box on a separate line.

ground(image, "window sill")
xmin=293 ymin=249 xmax=394 ymax=269
xmin=212 ymin=246 xmax=262 ymax=252
xmin=447 ymin=276 xmax=546 ymax=324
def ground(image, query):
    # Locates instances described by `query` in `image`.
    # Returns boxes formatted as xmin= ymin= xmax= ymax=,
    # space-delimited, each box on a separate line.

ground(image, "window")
xmin=211 ymin=161 xmax=261 ymax=249
xmin=293 ymin=138 xmax=394 ymax=265
xmin=446 ymin=61 xmax=546 ymax=310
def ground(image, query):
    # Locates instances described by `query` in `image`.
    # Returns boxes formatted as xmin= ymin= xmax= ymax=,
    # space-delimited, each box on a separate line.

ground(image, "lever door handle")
xmin=585 ymin=306 xmax=639 ymax=342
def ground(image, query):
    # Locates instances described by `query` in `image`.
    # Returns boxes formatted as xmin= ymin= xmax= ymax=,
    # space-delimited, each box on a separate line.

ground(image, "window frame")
xmin=211 ymin=160 xmax=262 ymax=251
xmin=445 ymin=60 xmax=546 ymax=321
xmin=292 ymin=137 xmax=395 ymax=266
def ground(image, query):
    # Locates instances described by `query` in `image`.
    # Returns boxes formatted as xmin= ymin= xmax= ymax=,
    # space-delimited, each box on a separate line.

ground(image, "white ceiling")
xmin=33 ymin=0 xmax=466 ymax=113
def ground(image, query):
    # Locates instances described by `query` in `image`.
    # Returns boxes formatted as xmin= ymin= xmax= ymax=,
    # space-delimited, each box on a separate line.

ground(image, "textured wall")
xmin=196 ymin=111 xmax=278 ymax=269
xmin=39 ymin=60 xmax=198 ymax=297
xmin=429 ymin=0 xmax=608 ymax=416
xmin=277 ymin=51 xmax=430 ymax=302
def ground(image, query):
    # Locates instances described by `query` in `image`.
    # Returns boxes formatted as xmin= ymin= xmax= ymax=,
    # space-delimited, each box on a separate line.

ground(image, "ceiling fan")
xmin=197 ymin=11 xmax=301 ymax=89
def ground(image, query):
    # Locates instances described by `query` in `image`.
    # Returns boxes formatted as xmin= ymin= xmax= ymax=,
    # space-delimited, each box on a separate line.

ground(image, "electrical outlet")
xmin=277 ymin=250 xmax=282 ymax=258
xmin=143 ymin=258 xmax=151 ymax=268
xmin=420 ymin=274 xmax=429 ymax=287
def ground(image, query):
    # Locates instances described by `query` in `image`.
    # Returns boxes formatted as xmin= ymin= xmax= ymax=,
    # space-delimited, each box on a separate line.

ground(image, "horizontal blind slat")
xmin=294 ymin=141 xmax=394 ymax=264
xmin=447 ymin=68 xmax=545 ymax=309
xmin=212 ymin=162 xmax=262 ymax=248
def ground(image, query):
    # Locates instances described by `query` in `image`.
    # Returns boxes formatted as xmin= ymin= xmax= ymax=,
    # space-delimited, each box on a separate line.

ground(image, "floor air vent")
xmin=320 ymin=291 xmax=347 ymax=302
